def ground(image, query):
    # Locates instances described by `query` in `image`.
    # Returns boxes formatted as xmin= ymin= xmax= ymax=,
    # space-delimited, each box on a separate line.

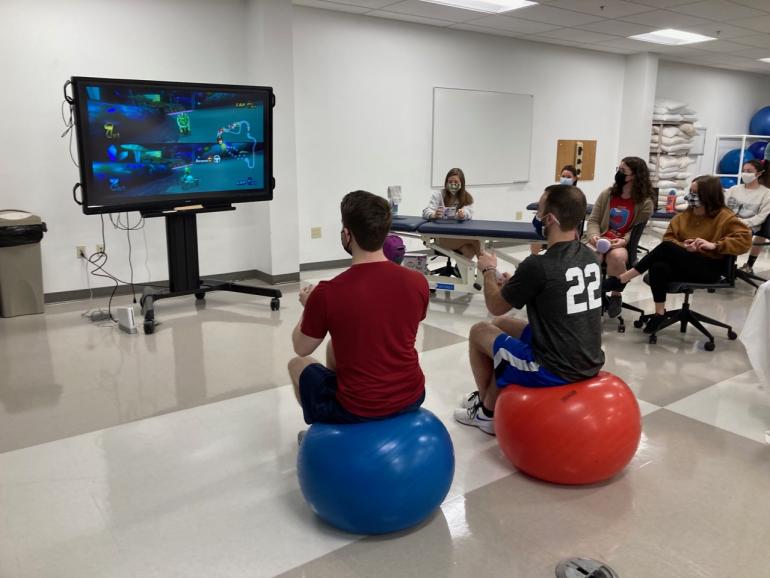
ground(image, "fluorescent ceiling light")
xmin=419 ymin=0 xmax=537 ymax=14
xmin=629 ymin=29 xmax=715 ymax=46
xmin=759 ymin=58 xmax=770 ymax=63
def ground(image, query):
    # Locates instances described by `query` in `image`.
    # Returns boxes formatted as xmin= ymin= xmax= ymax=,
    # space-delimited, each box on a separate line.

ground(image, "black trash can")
xmin=0 ymin=210 xmax=47 ymax=317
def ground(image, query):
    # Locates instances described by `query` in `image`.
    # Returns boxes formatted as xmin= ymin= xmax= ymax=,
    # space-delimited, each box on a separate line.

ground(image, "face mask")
xmin=741 ymin=172 xmax=757 ymax=184
xmin=683 ymin=190 xmax=701 ymax=209
xmin=447 ymin=183 xmax=461 ymax=194
xmin=559 ymin=177 xmax=575 ymax=186
xmin=614 ymin=171 xmax=627 ymax=188
xmin=532 ymin=215 xmax=544 ymax=239
xmin=340 ymin=229 xmax=353 ymax=255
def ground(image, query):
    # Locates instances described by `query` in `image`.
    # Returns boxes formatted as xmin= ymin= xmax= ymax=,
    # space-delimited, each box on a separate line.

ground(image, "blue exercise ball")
xmin=297 ymin=408 xmax=455 ymax=534
xmin=719 ymin=148 xmax=755 ymax=174
xmin=748 ymin=141 xmax=768 ymax=160
xmin=750 ymin=106 xmax=770 ymax=136
xmin=720 ymin=177 xmax=738 ymax=189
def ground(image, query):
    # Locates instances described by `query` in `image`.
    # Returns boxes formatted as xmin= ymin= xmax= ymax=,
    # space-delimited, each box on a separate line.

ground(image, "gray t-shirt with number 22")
xmin=501 ymin=240 xmax=605 ymax=382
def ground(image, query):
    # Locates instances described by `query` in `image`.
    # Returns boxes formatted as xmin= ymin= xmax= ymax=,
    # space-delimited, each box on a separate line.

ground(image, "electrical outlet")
xmin=310 ymin=227 xmax=322 ymax=239
xmin=96 ymin=243 xmax=105 ymax=254
xmin=515 ymin=211 xmax=523 ymax=220
xmin=76 ymin=245 xmax=86 ymax=259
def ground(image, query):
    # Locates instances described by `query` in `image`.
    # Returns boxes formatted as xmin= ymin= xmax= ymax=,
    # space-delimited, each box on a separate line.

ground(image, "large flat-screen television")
xmin=71 ymin=76 xmax=274 ymax=215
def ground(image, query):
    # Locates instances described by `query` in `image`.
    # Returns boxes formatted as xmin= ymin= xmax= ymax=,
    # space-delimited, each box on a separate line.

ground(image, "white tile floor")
xmin=1 ymin=241 xmax=770 ymax=577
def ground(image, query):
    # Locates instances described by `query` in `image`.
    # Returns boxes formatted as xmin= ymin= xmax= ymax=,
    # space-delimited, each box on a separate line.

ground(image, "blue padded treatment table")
xmin=526 ymin=202 xmax=594 ymax=214
xmin=391 ymin=216 xmax=543 ymax=294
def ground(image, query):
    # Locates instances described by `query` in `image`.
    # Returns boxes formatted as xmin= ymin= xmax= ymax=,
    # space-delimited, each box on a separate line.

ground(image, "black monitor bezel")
xmin=71 ymin=76 xmax=274 ymax=215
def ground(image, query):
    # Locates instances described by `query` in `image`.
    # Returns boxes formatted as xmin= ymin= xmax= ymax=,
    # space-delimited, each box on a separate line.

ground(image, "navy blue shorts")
xmin=298 ymin=363 xmax=425 ymax=425
xmin=493 ymin=325 xmax=569 ymax=388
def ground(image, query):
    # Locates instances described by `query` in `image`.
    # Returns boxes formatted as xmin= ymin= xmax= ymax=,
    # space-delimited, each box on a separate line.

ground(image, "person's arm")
xmin=477 ymin=251 xmax=510 ymax=315
xmin=583 ymin=189 xmax=607 ymax=244
xmin=293 ymin=285 xmax=326 ymax=356
xmin=740 ymin=190 xmax=770 ymax=229
xmin=662 ymin=214 xmax=685 ymax=247
xmin=422 ymin=191 xmax=443 ymax=219
xmin=458 ymin=202 xmax=473 ymax=221
xmin=497 ymin=256 xmax=544 ymax=314
xmin=710 ymin=215 xmax=753 ymax=256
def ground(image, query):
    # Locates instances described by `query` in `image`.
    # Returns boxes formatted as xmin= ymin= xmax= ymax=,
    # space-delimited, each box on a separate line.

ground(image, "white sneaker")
xmin=453 ymin=403 xmax=495 ymax=435
xmin=459 ymin=391 xmax=480 ymax=409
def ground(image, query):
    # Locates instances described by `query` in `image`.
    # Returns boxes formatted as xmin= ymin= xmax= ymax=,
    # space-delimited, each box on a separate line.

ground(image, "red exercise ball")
xmin=495 ymin=371 xmax=641 ymax=485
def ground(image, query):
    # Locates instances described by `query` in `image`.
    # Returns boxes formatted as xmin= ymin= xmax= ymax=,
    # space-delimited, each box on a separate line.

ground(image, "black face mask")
xmin=341 ymin=229 xmax=353 ymax=255
xmin=532 ymin=215 xmax=544 ymax=239
xmin=615 ymin=171 xmax=627 ymax=189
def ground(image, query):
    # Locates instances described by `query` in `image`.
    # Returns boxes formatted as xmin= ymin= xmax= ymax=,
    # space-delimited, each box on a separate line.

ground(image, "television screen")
xmin=71 ymin=77 xmax=274 ymax=215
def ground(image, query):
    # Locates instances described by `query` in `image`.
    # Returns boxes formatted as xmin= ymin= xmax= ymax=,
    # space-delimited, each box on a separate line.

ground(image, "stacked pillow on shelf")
xmin=649 ymin=99 xmax=700 ymax=227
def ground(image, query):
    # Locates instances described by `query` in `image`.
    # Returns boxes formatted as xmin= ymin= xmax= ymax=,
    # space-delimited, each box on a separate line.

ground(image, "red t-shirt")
xmin=604 ymin=195 xmax=636 ymax=240
xmin=300 ymin=261 xmax=429 ymax=417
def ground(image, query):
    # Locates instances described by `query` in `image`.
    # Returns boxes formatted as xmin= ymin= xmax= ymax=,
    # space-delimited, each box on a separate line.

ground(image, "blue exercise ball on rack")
xmin=749 ymin=106 xmax=770 ymax=136
xmin=719 ymin=148 xmax=755 ymax=175
xmin=297 ymin=408 xmax=455 ymax=534
xmin=748 ymin=141 xmax=768 ymax=161
xmin=720 ymin=177 xmax=738 ymax=189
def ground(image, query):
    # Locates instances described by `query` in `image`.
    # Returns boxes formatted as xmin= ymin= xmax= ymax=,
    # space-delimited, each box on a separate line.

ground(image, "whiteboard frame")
xmin=431 ymin=86 xmax=533 ymax=188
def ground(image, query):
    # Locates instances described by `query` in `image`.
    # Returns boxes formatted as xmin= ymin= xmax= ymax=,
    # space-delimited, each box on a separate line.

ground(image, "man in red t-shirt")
xmin=288 ymin=190 xmax=429 ymax=426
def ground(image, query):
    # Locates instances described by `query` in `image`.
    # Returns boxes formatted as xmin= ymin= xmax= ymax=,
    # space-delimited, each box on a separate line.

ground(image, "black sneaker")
xmin=603 ymin=276 xmax=627 ymax=293
xmin=607 ymin=295 xmax=622 ymax=318
xmin=643 ymin=314 xmax=666 ymax=334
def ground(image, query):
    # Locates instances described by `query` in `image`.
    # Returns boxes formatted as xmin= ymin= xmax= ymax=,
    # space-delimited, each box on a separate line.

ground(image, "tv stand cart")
xmin=139 ymin=206 xmax=281 ymax=334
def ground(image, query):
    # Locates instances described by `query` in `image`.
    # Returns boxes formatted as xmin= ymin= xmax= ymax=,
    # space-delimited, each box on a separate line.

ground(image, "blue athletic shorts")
xmin=298 ymin=363 xmax=425 ymax=425
xmin=492 ymin=325 xmax=569 ymax=388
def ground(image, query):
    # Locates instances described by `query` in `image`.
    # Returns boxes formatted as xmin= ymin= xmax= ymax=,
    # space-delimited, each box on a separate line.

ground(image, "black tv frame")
xmin=71 ymin=76 xmax=275 ymax=215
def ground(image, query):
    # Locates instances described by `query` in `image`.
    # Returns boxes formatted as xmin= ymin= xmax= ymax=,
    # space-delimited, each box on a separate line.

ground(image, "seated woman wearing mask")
xmin=724 ymin=159 xmax=770 ymax=274
xmin=423 ymin=167 xmax=480 ymax=259
xmin=603 ymin=175 xmax=751 ymax=334
xmin=583 ymin=157 xmax=655 ymax=318
xmin=529 ymin=165 xmax=579 ymax=256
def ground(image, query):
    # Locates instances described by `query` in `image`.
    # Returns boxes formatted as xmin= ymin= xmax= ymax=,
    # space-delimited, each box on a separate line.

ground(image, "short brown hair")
xmin=542 ymin=184 xmax=587 ymax=231
xmin=561 ymin=164 xmax=579 ymax=183
xmin=340 ymin=190 xmax=392 ymax=251
xmin=691 ymin=175 xmax=725 ymax=218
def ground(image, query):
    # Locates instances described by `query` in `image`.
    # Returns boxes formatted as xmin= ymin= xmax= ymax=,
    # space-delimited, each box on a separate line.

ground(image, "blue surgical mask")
xmin=559 ymin=177 xmax=575 ymax=186
xmin=683 ymin=190 xmax=701 ymax=209
xmin=532 ymin=215 xmax=545 ymax=239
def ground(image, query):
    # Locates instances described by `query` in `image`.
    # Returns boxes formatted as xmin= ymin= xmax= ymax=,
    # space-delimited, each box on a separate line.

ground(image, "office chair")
xmin=634 ymin=255 xmax=738 ymax=351
xmin=735 ymin=215 xmax=770 ymax=289
xmin=602 ymin=221 xmax=647 ymax=333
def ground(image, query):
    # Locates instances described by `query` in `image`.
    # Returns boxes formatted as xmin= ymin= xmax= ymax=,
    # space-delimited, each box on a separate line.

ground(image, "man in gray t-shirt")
xmin=455 ymin=185 xmax=605 ymax=435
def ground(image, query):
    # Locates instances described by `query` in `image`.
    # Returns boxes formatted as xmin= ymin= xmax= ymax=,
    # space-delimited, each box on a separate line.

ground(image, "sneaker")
xmin=297 ymin=430 xmax=307 ymax=446
xmin=607 ymin=295 xmax=622 ymax=318
xmin=739 ymin=263 xmax=754 ymax=275
xmin=603 ymin=276 xmax=627 ymax=293
xmin=643 ymin=313 xmax=666 ymax=334
xmin=459 ymin=391 xmax=480 ymax=409
xmin=453 ymin=402 xmax=495 ymax=435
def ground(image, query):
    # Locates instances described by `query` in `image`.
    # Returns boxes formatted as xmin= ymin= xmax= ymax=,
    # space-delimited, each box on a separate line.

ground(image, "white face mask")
xmin=741 ymin=172 xmax=757 ymax=184
xmin=559 ymin=177 xmax=575 ymax=186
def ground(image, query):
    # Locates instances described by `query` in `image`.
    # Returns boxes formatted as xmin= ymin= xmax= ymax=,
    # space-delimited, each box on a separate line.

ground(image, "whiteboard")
xmin=431 ymin=87 xmax=533 ymax=187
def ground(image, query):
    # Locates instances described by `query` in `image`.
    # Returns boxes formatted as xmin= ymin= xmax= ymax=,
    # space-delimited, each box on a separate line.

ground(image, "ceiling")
xmin=293 ymin=0 xmax=770 ymax=74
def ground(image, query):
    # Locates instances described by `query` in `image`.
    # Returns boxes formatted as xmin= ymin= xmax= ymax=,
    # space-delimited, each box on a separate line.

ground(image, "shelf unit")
xmin=712 ymin=134 xmax=769 ymax=183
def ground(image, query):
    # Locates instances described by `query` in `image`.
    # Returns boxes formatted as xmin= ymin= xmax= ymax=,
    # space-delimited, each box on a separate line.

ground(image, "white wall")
xmin=656 ymin=61 xmax=770 ymax=175
xmin=0 ymin=0 xmax=272 ymax=293
xmin=292 ymin=7 xmax=628 ymax=264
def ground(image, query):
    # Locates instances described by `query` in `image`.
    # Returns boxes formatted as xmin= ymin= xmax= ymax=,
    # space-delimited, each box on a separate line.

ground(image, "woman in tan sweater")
xmin=604 ymin=175 xmax=751 ymax=334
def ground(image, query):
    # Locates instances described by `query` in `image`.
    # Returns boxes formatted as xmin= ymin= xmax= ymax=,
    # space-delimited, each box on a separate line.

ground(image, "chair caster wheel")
xmin=473 ymin=283 xmax=482 ymax=291
xmin=705 ymin=341 xmax=715 ymax=351
xmin=618 ymin=325 xmax=626 ymax=333
xmin=648 ymin=334 xmax=657 ymax=344
xmin=633 ymin=320 xmax=644 ymax=329
xmin=270 ymin=298 xmax=280 ymax=311
xmin=195 ymin=292 xmax=205 ymax=300
xmin=144 ymin=320 xmax=155 ymax=334
xmin=727 ymin=330 xmax=737 ymax=340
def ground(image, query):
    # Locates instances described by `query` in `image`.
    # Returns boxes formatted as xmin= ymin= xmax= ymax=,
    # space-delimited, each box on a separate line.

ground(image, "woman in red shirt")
xmin=583 ymin=156 xmax=655 ymax=318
